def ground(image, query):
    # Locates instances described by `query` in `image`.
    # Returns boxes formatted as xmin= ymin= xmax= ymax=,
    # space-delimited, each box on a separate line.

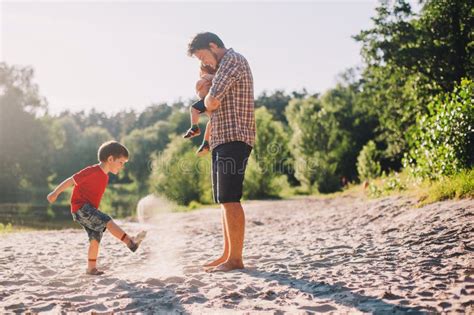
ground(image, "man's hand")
xmin=204 ymin=94 xmax=221 ymax=112
xmin=196 ymin=79 xmax=212 ymax=92
xmin=201 ymin=74 xmax=215 ymax=81
xmin=47 ymin=192 xmax=58 ymax=204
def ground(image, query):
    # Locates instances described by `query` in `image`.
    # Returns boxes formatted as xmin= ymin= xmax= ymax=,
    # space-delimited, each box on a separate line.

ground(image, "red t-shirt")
xmin=70 ymin=164 xmax=109 ymax=213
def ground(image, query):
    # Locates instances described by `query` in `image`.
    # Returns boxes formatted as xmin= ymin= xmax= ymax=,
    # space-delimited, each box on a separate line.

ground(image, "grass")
xmin=0 ymin=222 xmax=14 ymax=234
xmin=414 ymin=168 xmax=474 ymax=206
xmin=315 ymin=168 xmax=474 ymax=206
xmin=0 ymin=220 xmax=80 ymax=234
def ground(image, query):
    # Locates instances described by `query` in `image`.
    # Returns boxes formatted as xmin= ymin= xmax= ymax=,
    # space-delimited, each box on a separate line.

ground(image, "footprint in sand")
xmin=145 ymin=278 xmax=166 ymax=286
xmin=163 ymin=276 xmax=185 ymax=284
xmin=186 ymin=278 xmax=207 ymax=287
xmin=96 ymin=277 xmax=120 ymax=286
xmin=299 ymin=305 xmax=338 ymax=313
xmin=40 ymin=269 xmax=56 ymax=277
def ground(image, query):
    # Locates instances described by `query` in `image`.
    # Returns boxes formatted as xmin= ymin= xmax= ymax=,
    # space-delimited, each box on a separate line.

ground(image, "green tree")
xmin=243 ymin=107 xmax=290 ymax=199
xmin=47 ymin=116 xmax=84 ymax=181
xmin=122 ymin=121 xmax=172 ymax=192
xmin=285 ymin=78 xmax=377 ymax=192
xmin=77 ymin=127 xmax=113 ymax=165
xmin=403 ymin=78 xmax=473 ymax=179
xmin=149 ymin=136 xmax=211 ymax=205
xmin=0 ymin=63 xmax=50 ymax=202
xmin=286 ymin=96 xmax=349 ymax=193
xmin=135 ymin=103 xmax=172 ymax=130
xmin=354 ymin=0 xmax=473 ymax=168
xmin=357 ymin=140 xmax=382 ymax=181
xmin=255 ymin=90 xmax=292 ymax=124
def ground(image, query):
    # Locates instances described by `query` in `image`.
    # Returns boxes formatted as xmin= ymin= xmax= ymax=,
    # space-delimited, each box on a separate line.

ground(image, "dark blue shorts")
xmin=212 ymin=141 xmax=252 ymax=203
xmin=72 ymin=204 xmax=112 ymax=242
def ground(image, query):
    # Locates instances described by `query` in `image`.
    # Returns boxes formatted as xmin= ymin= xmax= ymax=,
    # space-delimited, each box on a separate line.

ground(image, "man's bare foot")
xmin=206 ymin=259 xmax=244 ymax=273
xmin=203 ymin=256 xmax=227 ymax=269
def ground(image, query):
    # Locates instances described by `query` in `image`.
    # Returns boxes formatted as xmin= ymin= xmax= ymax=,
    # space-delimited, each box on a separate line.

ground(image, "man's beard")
xmin=210 ymin=50 xmax=220 ymax=70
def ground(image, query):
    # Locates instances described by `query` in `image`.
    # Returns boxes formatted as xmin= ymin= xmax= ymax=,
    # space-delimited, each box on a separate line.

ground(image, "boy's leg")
xmin=106 ymin=220 xmax=147 ymax=252
xmin=106 ymin=220 xmax=132 ymax=246
xmin=83 ymin=226 xmax=104 ymax=275
xmin=88 ymin=240 xmax=100 ymax=270
xmin=75 ymin=204 xmax=145 ymax=254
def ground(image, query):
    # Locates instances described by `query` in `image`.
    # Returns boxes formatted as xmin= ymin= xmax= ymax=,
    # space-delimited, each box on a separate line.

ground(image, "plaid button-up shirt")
xmin=208 ymin=48 xmax=256 ymax=150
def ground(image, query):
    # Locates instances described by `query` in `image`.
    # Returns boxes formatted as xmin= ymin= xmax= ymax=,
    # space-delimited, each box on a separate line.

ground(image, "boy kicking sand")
xmin=47 ymin=140 xmax=146 ymax=275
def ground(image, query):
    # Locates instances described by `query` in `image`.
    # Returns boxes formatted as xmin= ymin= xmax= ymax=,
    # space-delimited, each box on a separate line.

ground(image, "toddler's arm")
xmin=196 ymin=80 xmax=210 ymax=99
xmin=195 ymin=75 xmax=215 ymax=99
xmin=47 ymin=177 xmax=75 ymax=203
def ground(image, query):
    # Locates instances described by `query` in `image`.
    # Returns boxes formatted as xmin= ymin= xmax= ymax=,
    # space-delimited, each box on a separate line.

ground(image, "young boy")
xmin=183 ymin=63 xmax=215 ymax=156
xmin=47 ymin=140 xmax=146 ymax=276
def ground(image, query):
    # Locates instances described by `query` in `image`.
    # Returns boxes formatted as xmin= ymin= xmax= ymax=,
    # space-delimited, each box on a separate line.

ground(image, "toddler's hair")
xmin=200 ymin=63 xmax=216 ymax=76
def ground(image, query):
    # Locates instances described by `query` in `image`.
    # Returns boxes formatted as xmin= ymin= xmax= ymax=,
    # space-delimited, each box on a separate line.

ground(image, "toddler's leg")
xmin=184 ymin=99 xmax=206 ymax=138
xmin=204 ymin=120 xmax=211 ymax=142
xmin=196 ymin=120 xmax=211 ymax=157
xmin=191 ymin=107 xmax=200 ymax=126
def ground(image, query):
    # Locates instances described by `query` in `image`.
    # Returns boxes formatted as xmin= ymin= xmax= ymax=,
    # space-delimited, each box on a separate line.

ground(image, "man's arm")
xmin=206 ymin=56 xmax=241 ymax=112
xmin=47 ymin=177 xmax=75 ymax=203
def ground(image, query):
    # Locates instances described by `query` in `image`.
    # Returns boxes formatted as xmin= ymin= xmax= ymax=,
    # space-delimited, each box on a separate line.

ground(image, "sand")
xmin=1 ymin=195 xmax=473 ymax=314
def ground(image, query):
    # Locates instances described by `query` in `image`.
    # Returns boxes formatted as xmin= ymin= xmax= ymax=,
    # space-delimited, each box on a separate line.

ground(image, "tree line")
xmin=0 ymin=0 xmax=471 ymax=219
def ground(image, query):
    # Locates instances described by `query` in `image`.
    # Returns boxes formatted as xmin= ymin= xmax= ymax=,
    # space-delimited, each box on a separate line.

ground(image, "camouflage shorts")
xmin=72 ymin=204 xmax=112 ymax=242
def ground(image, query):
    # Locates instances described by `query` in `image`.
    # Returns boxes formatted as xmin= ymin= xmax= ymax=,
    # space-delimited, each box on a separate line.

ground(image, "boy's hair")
xmin=98 ymin=141 xmax=129 ymax=162
xmin=187 ymin=32 xmax=225 ymax=56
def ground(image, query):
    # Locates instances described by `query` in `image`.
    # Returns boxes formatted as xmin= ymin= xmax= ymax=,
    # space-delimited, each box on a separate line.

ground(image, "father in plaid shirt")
xmin=188 ymin=32 xmax=256 ymax=272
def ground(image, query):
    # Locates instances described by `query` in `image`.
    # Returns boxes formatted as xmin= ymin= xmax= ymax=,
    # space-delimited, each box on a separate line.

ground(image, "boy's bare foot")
xmin=128 ymin=230 xmax=147 ymax=252
xmin=86 ymin=268 xmax=104 ymax=276
xmin=206 ymin=259 xmax=244 ymax=273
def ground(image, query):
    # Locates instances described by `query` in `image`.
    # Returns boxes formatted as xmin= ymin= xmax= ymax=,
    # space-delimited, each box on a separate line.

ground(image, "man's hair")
xmin=98 ymin=141 xmax=129 ymax=162
xmin=187 ymin=32 xmax=225 ymax=56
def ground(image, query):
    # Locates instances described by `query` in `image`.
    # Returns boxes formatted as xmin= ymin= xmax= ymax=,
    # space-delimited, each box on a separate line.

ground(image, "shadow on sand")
xmin=243 ymin=268 xmax=433 ymax=314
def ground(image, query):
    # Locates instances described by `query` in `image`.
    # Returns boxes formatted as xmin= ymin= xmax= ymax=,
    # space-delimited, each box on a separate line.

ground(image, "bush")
xmin=367 ymin=172 xmax=407 ymax=198
xmin=357 ymin=140 xmax=382 ymax=181
xmin=149 ymin=136 xmax=211 ymax=206
xmin=403 ymin=78 xmax=473 ymax=180
xmin=243 ymin=107 xmax=291 ymax=199
xmin=243 ymin=157 xmax=289 ymax=199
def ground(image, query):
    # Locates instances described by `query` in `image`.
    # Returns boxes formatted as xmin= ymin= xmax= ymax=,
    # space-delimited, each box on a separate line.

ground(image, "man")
xmin=187 ymin=32 xmax=256 ymax=272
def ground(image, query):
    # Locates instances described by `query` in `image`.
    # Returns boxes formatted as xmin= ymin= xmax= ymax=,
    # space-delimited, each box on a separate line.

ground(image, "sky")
xmin=1 ymin=1 xmax=420 ymax=115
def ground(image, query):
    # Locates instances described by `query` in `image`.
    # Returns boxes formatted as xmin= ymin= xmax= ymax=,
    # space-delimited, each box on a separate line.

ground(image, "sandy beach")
xmin=1 ymin=195 xmax=473 ymax=314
